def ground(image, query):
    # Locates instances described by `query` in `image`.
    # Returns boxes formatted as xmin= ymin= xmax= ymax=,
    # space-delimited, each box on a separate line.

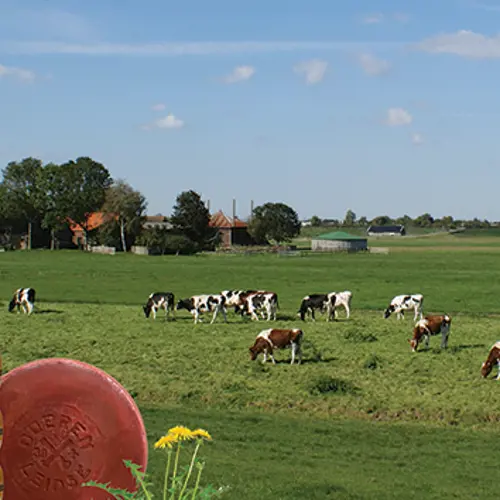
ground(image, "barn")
xmin=209 ymin=210 xmax=257 ymax=248
xmin=367 ymin=225 xmax=405 ymax=237
xmin=311 ymin=231 xmax=368 ymax=253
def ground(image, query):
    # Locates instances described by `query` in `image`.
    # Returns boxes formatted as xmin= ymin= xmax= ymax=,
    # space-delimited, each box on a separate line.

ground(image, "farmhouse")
xmin=142 ymin=215 xmax=173 ymax=230
xmin=311 ymin=231 xmax=368 ymax=253
xmin=367 ymin=225 xmax=405 ymax=237
xmin=209 ymin=210 xmax=257 ymax=248
xmin=68 ymin=212 xmax=117 ymax=247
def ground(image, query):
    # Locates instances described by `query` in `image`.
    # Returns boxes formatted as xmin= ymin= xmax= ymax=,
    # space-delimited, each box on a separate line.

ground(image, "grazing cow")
xmin=143 ymin=292 xmax=175 ymax=320
xmin=410 ymin=314 xmax=452 ymax=352
xmin=241 ymin=292 xmax=279 ymax=321
xmin=221 ymin=290 xmax=258 ymax=314
xmin=481 ymin=342 xmax=500 ymax=380
xmin=176 ymin=295 xmax=227 ymax=324
xmin=8 ymin=288 xmax=35 ymax=315
xmin=297 ymin=293 xmax=336 ymax=322
xmin=384 ymin=294 xmax=424 ymax=320
xmin=331 ymin=290 xmax=353 ymax=319
xmin=249 ymin=328 xmax=304 ymax=364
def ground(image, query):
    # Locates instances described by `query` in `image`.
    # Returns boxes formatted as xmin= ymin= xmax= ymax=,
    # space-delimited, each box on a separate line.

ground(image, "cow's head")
xmin=383 ymin=306 xmax=394 ymax=319
xmin=8 ymin=297 xmax=17 ymax=313
xmin=249 ymin=338 xmax=266 ymax=361
xmin=143 ymin=304 xmax=152 ymax=318
xmin=481 ymin=360 xmax=493 ymax=378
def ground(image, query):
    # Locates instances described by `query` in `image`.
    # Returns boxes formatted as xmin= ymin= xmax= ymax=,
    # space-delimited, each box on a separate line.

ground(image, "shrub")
xmin=309 ymin=376 xmax=359 ymax=396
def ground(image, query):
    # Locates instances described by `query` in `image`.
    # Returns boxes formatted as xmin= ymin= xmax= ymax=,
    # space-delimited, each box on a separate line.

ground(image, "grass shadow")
xmin=35 ymin=309 xmax=65 ymax=315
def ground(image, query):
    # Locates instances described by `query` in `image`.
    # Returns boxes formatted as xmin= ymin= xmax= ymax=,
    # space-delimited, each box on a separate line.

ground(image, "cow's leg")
xmin=344 ymin=303 xmax=350 ymax=319
xmin=251 ymin=309 xmax=259 ymax=321
xmin=210 ymin=308 xmax=219 ymax=324
xmin=262 ymin=349 xmax=268 ymax=364
xmin=496 ymin=360 xmax=500 ymax=380
xmin=221 ymin=307 xmax=228 ymax=323
xmin=297 ymin=344 xmax=302 ymax=364
xmin=152 ymin=307 xmax=157 ymax=320
xmin=27 ymin=302 xmax=34 ymax=315
xmin=193 ymin=310 xmax=201 ymax=324
xmin=441 ymin=331 xmax=449 ymax=349
xmin=269 ymin=348 xmax=276 ymax=364
xmin=311 ymin=308 xmax=316 ymax=322
xmin=425 ymin=335 xmax=430 ymax=350
xmin=290 ymin=343 xmax=296 ymax=364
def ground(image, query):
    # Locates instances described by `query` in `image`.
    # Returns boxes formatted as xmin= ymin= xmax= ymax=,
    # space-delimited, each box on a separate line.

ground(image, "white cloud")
xmin=293 ymin=59 xmax=328 ymax=84
xmin=151 ymin=103 xmax=166 ymax=111
xmin=417 ymin=30 xmax=500 ymax=59
xmin=0 ymin=40 xmax=401 ymax=56
xmin=148 ymin=114 xmax=185 ymax=130
xmin=385 ymin=108 xmax=413 ymax=126
xmin=222 ymin=65 xmax=255 ymax=84
xmin=358 ymin=53 xmax=391 ymax=76
xmin=0 ymin=63 xmax=35 ymax=82
xmin=411 ymin=132 xmax=423 ymax=145
xmin=363 ymin=14 xmax=384 ymax=24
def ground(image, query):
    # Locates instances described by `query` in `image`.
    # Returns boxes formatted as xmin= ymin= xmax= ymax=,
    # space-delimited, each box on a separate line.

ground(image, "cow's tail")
xmin=274 ymin=294 xmax=280 ymax=310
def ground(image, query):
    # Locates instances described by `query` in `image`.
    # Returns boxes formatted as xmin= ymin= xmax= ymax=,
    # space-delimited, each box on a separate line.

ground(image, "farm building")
xmin=367 ymin=225 xmax=405 ymax=237
xmin=311 ymin=231 xmax=368 ymax=253
xmin=209 ymin=210 xmax=257 ymax=248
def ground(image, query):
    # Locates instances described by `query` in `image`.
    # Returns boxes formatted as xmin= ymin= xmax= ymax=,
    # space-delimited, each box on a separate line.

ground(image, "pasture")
xmin=1 ymin=247 xmax=500 ymax=499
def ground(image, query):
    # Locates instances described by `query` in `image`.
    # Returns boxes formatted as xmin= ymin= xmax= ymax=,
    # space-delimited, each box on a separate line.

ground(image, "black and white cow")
xmin=331 ymin=290 xmax=353 ymax=319
xmin=384 ymin=294 xmax=424 ymax=320
xmin=176 ymin=294 xmax=228 ymax=324
xmin=297 ymin=293 xmax=336 ymax=322
xmin=143 ymin=292 xmax=175 ymax=320
xmin=240 ymin=292 xmax=279 ymax=321
xmin=221 ymin=290 xmax=258 ymax=314
xmin=8 ymin=288 xmax=36 ymax=315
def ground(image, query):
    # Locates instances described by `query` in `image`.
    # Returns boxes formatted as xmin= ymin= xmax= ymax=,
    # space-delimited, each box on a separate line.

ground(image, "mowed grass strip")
xmin=142 ymin=406 xmax=499 ymax=500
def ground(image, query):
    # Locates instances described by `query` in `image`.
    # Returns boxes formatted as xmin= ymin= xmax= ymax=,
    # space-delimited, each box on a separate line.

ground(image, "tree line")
xmin=0 ymin=156 xmax=303 ymax=253
xmin=309 ymin=210 xmax=495 ymax=230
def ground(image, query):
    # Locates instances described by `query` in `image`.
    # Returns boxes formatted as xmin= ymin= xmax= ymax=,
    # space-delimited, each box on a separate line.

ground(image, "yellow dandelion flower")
xmin=191 ymin=428 xmax=212 ymax=441
xmin=168 ymin=425 xmax=195 ymax=441
xmin=154 ymin=434 xmax=177 ymax=449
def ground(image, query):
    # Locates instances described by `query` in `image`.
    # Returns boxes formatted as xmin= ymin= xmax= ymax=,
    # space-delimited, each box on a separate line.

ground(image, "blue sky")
xmin=1 ymin=0 xmax=499 ymax=221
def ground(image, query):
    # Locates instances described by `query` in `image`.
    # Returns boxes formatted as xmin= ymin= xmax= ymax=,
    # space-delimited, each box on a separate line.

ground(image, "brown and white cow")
xmin=481 ymin=341 xmax=500 ymax=380
xmin=410 ymin=314 xmax=452 ymax=352
xmin=176 ymin=294 xmax=227 ymax=324
xmin=249 ymin=328 xmax=304 ymax=364
xmin=239 ymin=291 xmax=279 ymax=321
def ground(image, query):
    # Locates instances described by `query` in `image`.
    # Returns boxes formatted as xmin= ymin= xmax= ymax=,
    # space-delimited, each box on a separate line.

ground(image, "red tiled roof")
xmin=209 ymin=210 xmax=248 ymax=228
xmin=145 ymin=215 xmax=167 ymax=223
xmin=68 ymin=212 xmax=117 ymax=233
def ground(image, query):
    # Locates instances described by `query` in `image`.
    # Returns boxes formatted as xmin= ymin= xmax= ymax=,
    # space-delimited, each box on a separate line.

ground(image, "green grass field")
xmin=1 ymin=248 xmax=500 ymax=499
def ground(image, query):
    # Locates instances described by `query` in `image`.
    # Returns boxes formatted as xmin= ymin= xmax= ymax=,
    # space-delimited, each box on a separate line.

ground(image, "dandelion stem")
xmin=191 ymin=463 xmax=204 ymax=500
xmin=170 ymin=441 xmax=182 ymax=499
xmin=137 ymin=475 xmax=153 ymax=500
xmin=163 ymin=449 xmax=173 ymax=500
xmin=178 ymin=441 xmax=201 ymax=499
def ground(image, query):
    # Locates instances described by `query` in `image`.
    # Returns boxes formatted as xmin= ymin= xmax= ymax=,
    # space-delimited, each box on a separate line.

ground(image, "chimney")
xmin=232 ymin=198 xmax=236 ymax=226
xmin=206 ymin=199 xmax=211 ymax=212
xmin=250 ymin=200 xmax=254 ymax=218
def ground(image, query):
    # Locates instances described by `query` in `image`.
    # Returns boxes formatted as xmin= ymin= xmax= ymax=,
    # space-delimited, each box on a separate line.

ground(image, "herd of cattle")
xmin=7 ymin=287 xmax=500 ymax=380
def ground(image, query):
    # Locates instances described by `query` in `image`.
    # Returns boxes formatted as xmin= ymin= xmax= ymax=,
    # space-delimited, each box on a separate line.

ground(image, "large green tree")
xmin=248 ymin=202 xmax=301 ymax=244
xmin=343 ymin=209 xmax=356 ymax=226
xmin=35 ymin=163 xmax=74 ymax=250
xmin=102 ymin=179 xmax=147 ymax=252
xmin=170 ymin=190 xmax=216 ymax=250
xmin=62 ymin=157 xmax=112 ymax=249
xmin=1 ymin=157 xmax=44 ymax=249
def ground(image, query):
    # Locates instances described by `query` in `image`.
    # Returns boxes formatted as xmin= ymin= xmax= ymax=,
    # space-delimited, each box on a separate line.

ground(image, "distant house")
xmin=209 ymin=210 xmax=257 ymax=248
xmin=142 ymin=215 xmax=173 ymax=230
xmin=68 ymin=212 xmax=117 ymax=247
xmin=311 ymin=231 xmax=368 ymax=253
xmin=367 ymin=225 xmax=406 ymax=237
